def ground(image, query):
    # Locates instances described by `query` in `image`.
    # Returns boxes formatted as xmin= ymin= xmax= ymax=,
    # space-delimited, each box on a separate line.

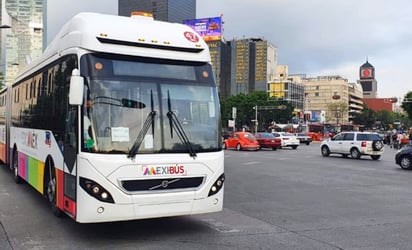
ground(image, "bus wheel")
xmin=12 ymin=150 xmax=22 ymax=184
xmin=45 ymin=160 xmax=63 ymax=217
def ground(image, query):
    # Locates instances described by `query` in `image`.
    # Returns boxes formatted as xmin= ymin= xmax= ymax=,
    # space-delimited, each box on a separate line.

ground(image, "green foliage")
xmin=401 ymin=91 xmax=412 ymax=120
xmin=220 ymin=91 xmax=293 ymax=131
xmin=352 ymin=104 xmax=411 ymax=131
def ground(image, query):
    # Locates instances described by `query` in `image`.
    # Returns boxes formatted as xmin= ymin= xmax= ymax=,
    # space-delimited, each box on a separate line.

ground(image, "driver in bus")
xmin=84 ymin=97 xmax=94 ymax=149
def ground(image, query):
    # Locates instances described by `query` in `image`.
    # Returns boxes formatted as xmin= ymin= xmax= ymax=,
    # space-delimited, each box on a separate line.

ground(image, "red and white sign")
xmin=183 ymin=31 xmax=199 ymax=43
xmin=361 ymin=68 xmax=372 ymax=78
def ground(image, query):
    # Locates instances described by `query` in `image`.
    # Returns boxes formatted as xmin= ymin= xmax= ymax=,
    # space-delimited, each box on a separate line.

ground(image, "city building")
xmin=347 ymin=81 xmax=364 ymax=121
xmin=1 ymin=0 xmax=43 ymax=85
xmin=362 ymin=98 xmax=395 ymax=112
xmin=302 ymin=75 xmax=363 ymax=124
xmin=356 ymin=60 xmax=395 ymax=112
xmin=268 ymin=65 xmax=305 ymax=111
xmin=358 ymin=60 xmax=377 ymax=98
xmin=119 ymin=0 xmax=195 ymax=23
xmin=207 ymin=40 xmax=231 ymax=99
xmin=229 ymin=38 xmax=277 ymax=95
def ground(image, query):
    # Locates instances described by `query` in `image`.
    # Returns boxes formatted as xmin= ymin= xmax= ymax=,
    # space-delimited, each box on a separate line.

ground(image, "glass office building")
xmin=119 ymin=0 xmax=196 ymax=23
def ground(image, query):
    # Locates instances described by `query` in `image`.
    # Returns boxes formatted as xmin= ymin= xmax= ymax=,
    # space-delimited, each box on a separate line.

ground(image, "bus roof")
xmin=14 ymin=12 xmax=211 ymax=83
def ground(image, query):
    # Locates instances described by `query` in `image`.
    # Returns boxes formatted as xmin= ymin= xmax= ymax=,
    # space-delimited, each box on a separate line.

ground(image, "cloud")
xmin=197 ymin=0 xmax=412 ymax=98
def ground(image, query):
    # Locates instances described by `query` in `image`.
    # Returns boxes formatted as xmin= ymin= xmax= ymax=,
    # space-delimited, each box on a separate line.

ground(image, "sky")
xmin=197 ymin=0 xmax=412 ymax=99
xmin=45 ymin=0 xmax=118 ymax=46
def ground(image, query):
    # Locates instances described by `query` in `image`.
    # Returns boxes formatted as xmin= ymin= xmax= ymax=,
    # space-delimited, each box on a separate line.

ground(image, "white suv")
xmin=320 ymin=132 xmax=384 ymax=160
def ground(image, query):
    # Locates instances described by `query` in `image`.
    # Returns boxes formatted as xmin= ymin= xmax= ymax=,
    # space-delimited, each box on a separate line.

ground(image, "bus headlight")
xmin=208 ymin=173 xmax=225 ymax=197
xmin=80 ymin=177 xmax=115 ymax=203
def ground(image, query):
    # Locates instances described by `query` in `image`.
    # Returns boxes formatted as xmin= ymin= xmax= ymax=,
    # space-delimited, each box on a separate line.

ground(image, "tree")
xmin=375 ymin=110 xmax=393 ymax=130
xmin=401 ymin=91 xmax=412 ymax=121
xmin=352 ymin=105 xmax=376 ymax=130
xmin=220 ymin=91 xmax=293 ymax=132
xmin=327 ymin=101 xmax=348 ymax=124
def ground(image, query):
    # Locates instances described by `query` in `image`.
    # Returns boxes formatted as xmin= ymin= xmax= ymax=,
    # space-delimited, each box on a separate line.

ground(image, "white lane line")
xmin=243 ymin=162 xmax=260 ymax=165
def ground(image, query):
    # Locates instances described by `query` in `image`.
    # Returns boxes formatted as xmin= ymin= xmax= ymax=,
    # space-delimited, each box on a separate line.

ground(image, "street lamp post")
xmin=252 ymin=105 xmax=258 ymax=134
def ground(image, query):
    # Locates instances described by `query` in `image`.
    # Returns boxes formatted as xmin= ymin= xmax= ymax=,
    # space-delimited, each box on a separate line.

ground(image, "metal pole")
xmin=255 ymin=105 xmax=258 ymax=134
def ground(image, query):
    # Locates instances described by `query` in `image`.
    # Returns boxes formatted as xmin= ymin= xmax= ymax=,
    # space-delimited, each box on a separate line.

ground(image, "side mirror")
xmin=69 ymin=69 xmax=84 ymax=105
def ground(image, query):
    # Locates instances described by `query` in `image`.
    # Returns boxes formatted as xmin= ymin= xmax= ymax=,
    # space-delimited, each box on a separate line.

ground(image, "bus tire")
xmin=44 ymin=159 xmax=63 ymax=217
xmin=12 ymin=149 xmax=22 ymax=184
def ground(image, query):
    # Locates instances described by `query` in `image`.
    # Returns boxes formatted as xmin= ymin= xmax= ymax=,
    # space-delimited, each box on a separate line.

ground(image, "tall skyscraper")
xmin=206 ymin=40 xmax=230 ymax=99
xmin=1 ymin=0 xmax=43 ymax=85
xmin=119 ymin=0 xmax=196 ymax=23
xmin=229 ymin=38 xmax=277 ymax=95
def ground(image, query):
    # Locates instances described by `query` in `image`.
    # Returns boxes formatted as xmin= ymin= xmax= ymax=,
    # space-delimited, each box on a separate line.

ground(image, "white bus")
xmin=0 ymin=12 xmax=224 ymax=223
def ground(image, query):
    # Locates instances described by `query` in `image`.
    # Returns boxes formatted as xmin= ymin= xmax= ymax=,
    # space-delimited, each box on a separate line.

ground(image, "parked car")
xmin=255 ymin=132 xmax=281 ymax=150
xmin=320 ymin=131 xmax=384 ymax=160
xmin=223 ymin=131 xmax=260 ymax=151
xmin=272 ymin=132 xmax=299 ymax=149
xmin=395 ymin=146 xmax=412 ymax=169
xmin=295 ymin=133 xmax=312 ymax=145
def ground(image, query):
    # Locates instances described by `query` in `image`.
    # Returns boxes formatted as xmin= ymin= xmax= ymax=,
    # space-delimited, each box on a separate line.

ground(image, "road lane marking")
xmin=243 ymin=162 xmax=260 ymax=165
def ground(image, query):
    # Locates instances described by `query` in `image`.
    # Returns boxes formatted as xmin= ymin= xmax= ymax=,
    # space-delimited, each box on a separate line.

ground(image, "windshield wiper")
xmin=128 ymin=90 xmax=156 ymax=159
xmin=166 ymin=91 xmax=197 ymax=158
xmin=94 ymin=96 xmax=146 ymax=109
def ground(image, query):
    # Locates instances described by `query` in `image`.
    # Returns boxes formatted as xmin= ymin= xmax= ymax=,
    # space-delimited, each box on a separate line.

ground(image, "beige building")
xmin=302 ymin=75 xmax=363 ymax=124
xmin=268 ymin=65 xmax=305 ymax=111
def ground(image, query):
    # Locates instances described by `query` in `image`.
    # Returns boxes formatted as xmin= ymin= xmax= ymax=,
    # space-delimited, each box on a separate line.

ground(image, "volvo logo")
xmin=149 ymin=179 xmax=181 ymax=190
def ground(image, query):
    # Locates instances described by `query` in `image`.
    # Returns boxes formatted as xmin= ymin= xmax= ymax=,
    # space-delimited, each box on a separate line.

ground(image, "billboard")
xmin=183 ymin=16 xmax=222 ymax=42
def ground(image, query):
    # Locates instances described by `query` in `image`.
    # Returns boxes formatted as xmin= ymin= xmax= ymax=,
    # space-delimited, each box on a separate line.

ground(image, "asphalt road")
xmin=1 ymin=143 xmax=412 ymax=250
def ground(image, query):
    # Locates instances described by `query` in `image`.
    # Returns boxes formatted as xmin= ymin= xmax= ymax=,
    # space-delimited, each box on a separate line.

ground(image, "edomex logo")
xmin=142 ymin=165 xmax=186 ymax=176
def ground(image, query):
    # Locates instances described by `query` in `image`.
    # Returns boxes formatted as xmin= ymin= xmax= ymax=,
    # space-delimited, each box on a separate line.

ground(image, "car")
xmin=272 ymin=132 xmax=299 ymax=149
xmin=255 ymin=132 xmax=281 ymax=150
xmin=395 ymin=146 xmax=412 ymax=169
xmin=295 ymin=133 xmax=312 ymax=145
xmin=223 ymin=131 xmax=260 ymax=151
xmin=320 ymin=131 xmax=384 ymax=160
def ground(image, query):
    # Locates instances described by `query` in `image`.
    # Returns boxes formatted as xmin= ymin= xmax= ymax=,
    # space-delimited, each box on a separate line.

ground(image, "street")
xmin=2 ymin=143 xmax=412 ymax=249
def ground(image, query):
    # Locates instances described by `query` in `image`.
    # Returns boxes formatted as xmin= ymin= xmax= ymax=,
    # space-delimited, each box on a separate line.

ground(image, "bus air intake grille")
xmin=121 ymin=177 xmax=204 ymax=192
xmin=96 ymin=37 xmax=204 ymax=53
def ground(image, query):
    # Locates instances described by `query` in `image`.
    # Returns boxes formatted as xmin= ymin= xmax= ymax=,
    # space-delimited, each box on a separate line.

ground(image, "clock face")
xmin=361 ymin=68 xmax=372 ymax=78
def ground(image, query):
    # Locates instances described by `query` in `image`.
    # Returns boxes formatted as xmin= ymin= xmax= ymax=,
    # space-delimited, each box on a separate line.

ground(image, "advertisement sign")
xmin=183 ymin=16 xmax=222 ymax=41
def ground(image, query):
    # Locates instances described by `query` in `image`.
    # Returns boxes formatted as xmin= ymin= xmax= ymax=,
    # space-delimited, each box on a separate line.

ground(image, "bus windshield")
xmin=80 ymin=53 xmax=221 ymax=155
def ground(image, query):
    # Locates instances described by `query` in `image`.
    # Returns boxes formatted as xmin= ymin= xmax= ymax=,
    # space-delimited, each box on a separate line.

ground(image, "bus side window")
xmin=66 ymin=108 xmax=77 ymax=148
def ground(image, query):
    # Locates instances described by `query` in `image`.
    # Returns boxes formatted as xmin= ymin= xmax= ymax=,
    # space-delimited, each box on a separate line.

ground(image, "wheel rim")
xmin=351 ymin=149 xmax=360 ymax=158
xmin=47 ymin=178 xmax=56 ymax=203
xmin=47 ymin=166 xmax=56 ymax=204
xmin=13 ymin=153 xmax=19 ymax=179
xmin=321 ymin=147 xmax=329 ymax=156
xmin=400 ymin=157 xmax=411 ymax=169
xmin=376 ymin=141 xmax=382 ymax=150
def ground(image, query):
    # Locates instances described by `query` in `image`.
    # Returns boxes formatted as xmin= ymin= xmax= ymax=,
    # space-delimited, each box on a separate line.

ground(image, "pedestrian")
xmin=385 ymin=134 xmax=391 ymax=145
xmin=391 ymin=133 xmax=397 ymax=148
xmin=409 ymin=133 xmax=412 ymax=147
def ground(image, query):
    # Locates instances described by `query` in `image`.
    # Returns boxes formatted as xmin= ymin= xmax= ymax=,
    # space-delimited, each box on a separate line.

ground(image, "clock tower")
xmin=357 ymin=60 xmax=377 ymax=98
